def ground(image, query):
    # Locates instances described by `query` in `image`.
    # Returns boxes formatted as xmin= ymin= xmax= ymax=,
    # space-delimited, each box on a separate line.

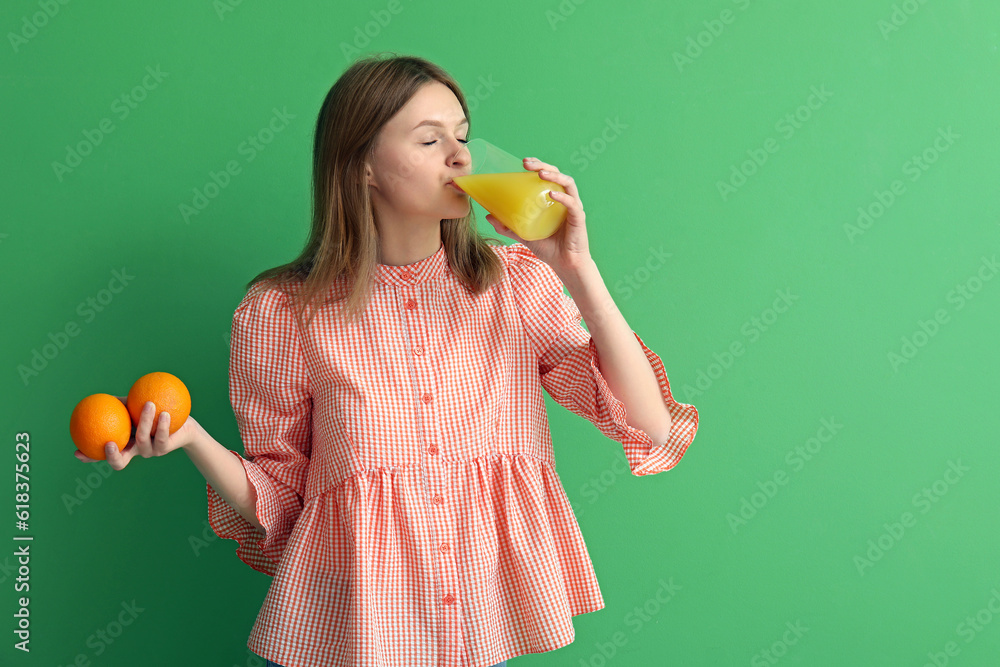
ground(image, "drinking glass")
xmin=453 ymin=138 xmax=567 ymax=241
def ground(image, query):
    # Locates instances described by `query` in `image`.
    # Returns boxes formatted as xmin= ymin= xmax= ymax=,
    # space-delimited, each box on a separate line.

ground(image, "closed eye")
xmin=423 ymin=139 xmax=469 ymax=146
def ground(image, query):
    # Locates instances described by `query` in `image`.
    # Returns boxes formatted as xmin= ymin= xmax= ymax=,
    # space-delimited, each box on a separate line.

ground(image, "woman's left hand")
xmin=486 ymin=157 xmax=591 ymax=277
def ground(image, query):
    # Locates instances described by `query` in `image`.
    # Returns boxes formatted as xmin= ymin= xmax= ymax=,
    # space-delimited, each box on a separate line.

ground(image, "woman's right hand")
xmin=73 ymin=396 xmax=203 ymax=471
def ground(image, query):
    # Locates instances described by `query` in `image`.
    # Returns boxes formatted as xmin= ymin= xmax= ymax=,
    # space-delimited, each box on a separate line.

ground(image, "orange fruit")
xmin=70 ymin=393 xmax=132 ymax=460
xmin=126 ymin=372 xmax=191 ymax=439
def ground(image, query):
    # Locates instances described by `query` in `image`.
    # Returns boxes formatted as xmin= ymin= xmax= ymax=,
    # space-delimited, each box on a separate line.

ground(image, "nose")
xmin=451 ymin=141 xmax=471 ymax=165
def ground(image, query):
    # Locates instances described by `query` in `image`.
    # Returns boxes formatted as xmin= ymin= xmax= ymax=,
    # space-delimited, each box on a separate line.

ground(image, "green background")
xmin=3 ymin=0 xmax=999 ymax=665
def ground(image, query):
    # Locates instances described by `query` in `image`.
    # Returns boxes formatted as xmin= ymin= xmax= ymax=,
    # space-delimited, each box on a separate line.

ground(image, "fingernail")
xmin=524 ymin=157 xmax=537 ymax=162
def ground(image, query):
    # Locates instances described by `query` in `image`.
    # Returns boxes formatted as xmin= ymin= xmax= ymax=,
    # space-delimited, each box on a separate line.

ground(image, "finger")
xmin=522 ymin=157 xmax=559 ymax=173
xmin=105 ymin=441 xmax=127 ymax=471
xmin=556 ymin=190 xmax=583 ymax=221
xmin=152 ymin=410 xmax=171 ymax=452
xmin=544 ymin=186 xmax=584 ymax=215
xmin=537 ymin=168 xmax=569 ymax=183
xmin=494 ymin=221 xmax=518 ymax=241
xmin=134 ymin=401 xmax=156 ymax=456
xmin=537 ymin=169 xmax=579 ymax=199
xmin=74 ymin=450 xmax=96 ymax=463
xmin=548 ymin=188 xmax=581 ymax=208
xmin=487 ymin=214 xmax=521 ymax=242
xmin=490 ymin=221 xmax=512 ymax=239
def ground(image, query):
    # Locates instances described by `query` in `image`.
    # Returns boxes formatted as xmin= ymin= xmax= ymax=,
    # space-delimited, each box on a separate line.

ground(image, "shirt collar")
xmin=375 ymin=242 xmax=447 ymax=287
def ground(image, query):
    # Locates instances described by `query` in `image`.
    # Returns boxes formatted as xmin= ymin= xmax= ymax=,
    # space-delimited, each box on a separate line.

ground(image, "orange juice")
xmin=453 ymin=171 xmax=567 ymax=241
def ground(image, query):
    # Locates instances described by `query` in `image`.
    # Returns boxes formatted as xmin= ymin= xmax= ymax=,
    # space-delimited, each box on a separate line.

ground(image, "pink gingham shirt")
xmin=206 ymin=241 xmax=699 ymax=667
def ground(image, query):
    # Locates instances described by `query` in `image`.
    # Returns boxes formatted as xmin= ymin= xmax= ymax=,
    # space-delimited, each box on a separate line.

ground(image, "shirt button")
xmin=427 ymin=445 xmax=438 ymax=455
xmin=400 ymin=269 xmax=413 ymax=280
xmin=440 ymin=542 xmax=450 ymax=553
xmin=413 ymin=345 xmax=424 ymax=356
xmin=431 ymin=494 xmax=443 ymax=505
xmin=443 ymin=593 xmax=455 ymax=605
xmin=421 ymin=392 xmax=432 ymax=404
xmin=405 ymin=299 xmax=417 ymax=310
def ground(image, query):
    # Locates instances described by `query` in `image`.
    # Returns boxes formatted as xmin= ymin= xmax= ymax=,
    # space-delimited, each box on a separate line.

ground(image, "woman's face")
xmin=366 ymin=81 xmax=472 ymax=228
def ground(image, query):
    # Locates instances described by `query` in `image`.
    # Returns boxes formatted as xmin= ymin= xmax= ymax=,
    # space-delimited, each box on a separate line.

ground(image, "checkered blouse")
xmin=206 ymin=241 xmax=699 ymax=667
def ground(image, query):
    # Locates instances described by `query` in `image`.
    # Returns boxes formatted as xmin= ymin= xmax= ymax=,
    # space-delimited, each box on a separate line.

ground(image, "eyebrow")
xmin=411 ymin=118 xmax=469 ymax=131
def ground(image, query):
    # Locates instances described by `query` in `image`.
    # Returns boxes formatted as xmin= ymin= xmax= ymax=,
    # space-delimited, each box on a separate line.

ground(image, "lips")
xmin=446 ymin=180 xmax=465 ymax=191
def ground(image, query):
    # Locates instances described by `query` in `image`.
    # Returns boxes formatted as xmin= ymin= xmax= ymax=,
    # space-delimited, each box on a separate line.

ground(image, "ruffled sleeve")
xmin=506 ymin=243 xmax=698 ymax=476
xmin=206 ymin=283 xmax=313 ymax=576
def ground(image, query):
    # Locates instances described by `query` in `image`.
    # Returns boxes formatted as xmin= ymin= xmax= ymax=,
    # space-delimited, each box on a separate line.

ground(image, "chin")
xmin=444 ymin=202 xmax=471 ymax=219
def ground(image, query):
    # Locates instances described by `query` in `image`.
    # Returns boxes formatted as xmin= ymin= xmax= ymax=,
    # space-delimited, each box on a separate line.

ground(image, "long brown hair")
xmin=245 ymin=52 xmax=505 ymax=333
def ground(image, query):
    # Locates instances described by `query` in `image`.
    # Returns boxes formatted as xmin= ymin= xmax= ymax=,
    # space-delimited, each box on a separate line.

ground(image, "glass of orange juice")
xmin=453 ymin=138 xmax=567 ymax=241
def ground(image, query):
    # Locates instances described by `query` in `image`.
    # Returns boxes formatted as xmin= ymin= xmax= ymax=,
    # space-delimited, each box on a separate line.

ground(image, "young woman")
xmin=76 ymin=53 xmax=699 ymax=667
